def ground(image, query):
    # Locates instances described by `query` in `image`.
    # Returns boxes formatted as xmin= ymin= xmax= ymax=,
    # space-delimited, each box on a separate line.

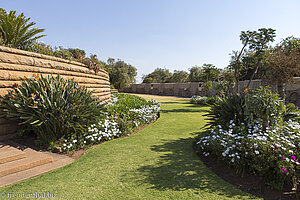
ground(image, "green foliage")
xmin=229 ymin=28 xmax=276 ymax=92
xmin=0 ymin=74 xmax=104 ymax=144
xmin=188 ymin=64 xmax=221 ymax=83
xmin=0 ymin=8 xmax=45 ymax=49
xmin=203 ymin=81 xmax=213 ymax=91
xmin=106 ymin=59 xmax=137 ymax=89
xmin=202 ymin=64 xmax=221 ymax=82
xmin=214 ymin=80 xmax=234 ymax=97
xmin=244 ymin=87 xmax=285 ymax=129
xmin=188 ymin=66 xmax=202 ymax=82
xmin=142 ymin=68 xmax=172 ymax=83
xmin=25 ymin=41 xmax=54 ymax=56
xmin=204 ymin=94 xmax=246 ymax=128
xmin=198 ymin=87 xmax=300 ymax=190
xmin=190 ymin=96 xmax=219 ymax=106
xmin=61 ymin=93 xmax=161 ymax=151
xmin=168 ymin=70 xmax=189 ymax=83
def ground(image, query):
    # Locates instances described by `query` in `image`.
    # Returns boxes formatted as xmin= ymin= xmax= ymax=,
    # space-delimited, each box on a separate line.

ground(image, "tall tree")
xmin=201 ymin=64 xmax=221 ymax=82
xmin=264 ymin=37 xmax=300 ymax=99
xmin=142 ymin=68 xmax=172 ymax=83
xmin=107 ymin=59 xmax=137 ymax=89
xmin=0 ymin=9 xmax=45 ymax=49
xmin=243 ymin=28 xmax=276 ymax=88
xmin=188 ymin=66 xmax=202 ymax=82
xmin=229 ymin=28 xmax=276 ymax=92
xmin=168 ymin=70 xmax=188 ymax=83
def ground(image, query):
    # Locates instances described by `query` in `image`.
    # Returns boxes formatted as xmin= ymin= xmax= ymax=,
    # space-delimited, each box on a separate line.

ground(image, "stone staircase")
xmin=0 ymin=118 xmax=19 ymax=141
xmin=0 ymin=141 xmax=74 ymax=188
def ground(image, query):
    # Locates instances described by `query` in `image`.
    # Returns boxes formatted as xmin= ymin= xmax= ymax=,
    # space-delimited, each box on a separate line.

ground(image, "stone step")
xmin=0 ymin=133 xmax=16 ymax=141
xmin=0 ymin=151 xmax=53 ymax=177
xmin=0 ymin=153 xmax=74 ymax=188
xmin=0 ymin=148 xmax=26 ymax=164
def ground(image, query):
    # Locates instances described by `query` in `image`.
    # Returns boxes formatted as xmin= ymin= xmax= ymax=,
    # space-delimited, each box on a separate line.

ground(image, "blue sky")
xmin=1 ymin=0 xmax=300 ymax=82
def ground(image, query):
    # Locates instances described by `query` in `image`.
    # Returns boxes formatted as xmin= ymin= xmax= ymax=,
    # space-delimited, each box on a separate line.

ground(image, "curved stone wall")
xmin=0 ymin=46 xmax=111 ymax=140
xmin=0 ymin=46 xmax=111 ymax=102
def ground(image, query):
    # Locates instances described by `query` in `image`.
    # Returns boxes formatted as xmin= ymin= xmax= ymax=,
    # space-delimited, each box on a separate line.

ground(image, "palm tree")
xmin=0 ymin=9 xmax=46 ymax=49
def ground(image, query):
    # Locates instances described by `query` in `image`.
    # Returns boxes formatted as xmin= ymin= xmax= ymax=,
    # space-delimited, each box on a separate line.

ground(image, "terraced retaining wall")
xmin=0 ymin=46 xmax=111 ymax=140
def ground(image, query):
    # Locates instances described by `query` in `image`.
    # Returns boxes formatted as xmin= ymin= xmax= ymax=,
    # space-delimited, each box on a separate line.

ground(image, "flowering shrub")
xmin=196 ymin=87 xmax=300 ymax=191
xmin=190 ymin=96 xmax=218 ymax=105
xmin=0 ymin=74 xmax=103 ymax=144
xmin=61 ymin=94 xmax=160 ymax=151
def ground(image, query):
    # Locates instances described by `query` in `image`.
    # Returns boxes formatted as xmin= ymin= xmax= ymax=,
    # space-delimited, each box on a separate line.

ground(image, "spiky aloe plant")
xmin=0 ymin=8 xmax=45 ymax=48
xmin=0 ymin=74 xmax=105 ymax=144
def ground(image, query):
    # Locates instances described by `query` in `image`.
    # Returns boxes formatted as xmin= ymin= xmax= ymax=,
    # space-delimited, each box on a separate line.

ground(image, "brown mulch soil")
xmin=193 ymin=143 xmax=299 ymax=200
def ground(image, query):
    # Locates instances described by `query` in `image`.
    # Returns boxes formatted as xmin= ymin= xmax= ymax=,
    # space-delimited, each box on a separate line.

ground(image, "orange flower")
xmin=73 ymin=103 xmax=76 ymax=105
xmin=34 ymin=102 xmax=37 ymax=107
xmin=31 ymin=93 xmax=34 ymax=98
xmin=244 ymin=88 xmax=248 ymax=93
xmin=61 ymin=86 xmax=63 ymax=89
xmin=36 ymin=77 xmax=40 ymax=81
xmin=45 ymin=87 xmax=47 ymax=91
xmin=12 ymin=95 xmax=15 ymax=99
xmin=68 ymin=78 xmax=71 ymax=81
xmin=24 ymin=76 xmax=27 ymax=80
xmin=33 ymin=73 xmax=36 ymax=77
xmin=73 ymin=89 xmax=76 ymax=93
xmin=53 ymin=76 xmax=56 ymax=79
xmin=37 ymin=73 xmax=40 ymax=77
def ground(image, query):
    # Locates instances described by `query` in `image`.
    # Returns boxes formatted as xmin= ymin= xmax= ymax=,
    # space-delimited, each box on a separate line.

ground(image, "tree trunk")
xmin=277 ymin=83 xmax=286 ymax=101
xmin=262 ymin=117 xmax=269 ymax=131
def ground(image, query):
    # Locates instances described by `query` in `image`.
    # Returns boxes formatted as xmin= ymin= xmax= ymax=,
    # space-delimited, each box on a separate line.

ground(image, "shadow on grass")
xmin=161 ymin=108 xmax=208 ymax=113
xmin=122 ymin=138 xmax=257 ymax=199
xmin=161 ymin=101 xmax=182 ymax=104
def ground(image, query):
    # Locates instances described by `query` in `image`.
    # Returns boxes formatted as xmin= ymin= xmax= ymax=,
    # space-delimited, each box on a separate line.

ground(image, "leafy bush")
xmin=61 ymin=94 xmax=161 ymax=151
xmin=196 ymin=87 xmax=300 ymax=191
xmin=190 ymin=96 xmax=218 ymax=106
xmin=204 ymin=94 xmax=246 ymax=127
xmin=0 ymin=74 xmax=104 ymax=144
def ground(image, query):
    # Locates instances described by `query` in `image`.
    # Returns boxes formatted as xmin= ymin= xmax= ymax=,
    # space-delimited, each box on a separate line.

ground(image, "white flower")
xmin=254 ymin=150 xmax=259 ymax=155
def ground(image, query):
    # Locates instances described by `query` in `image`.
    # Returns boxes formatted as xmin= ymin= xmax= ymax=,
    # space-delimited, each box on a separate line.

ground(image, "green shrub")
xmin=204 ymin=94 xmax=246 ymax=128
xmin=197 ymin=87 xmax=300 ymax=191
xmin=244 ymin=87 xmax=285 ymax=130
xmin=190 ymin=96 xmax=219 ymax=106
xmin=61 ymin=94 xmax=161 ymax=151
xmin=0 ymin=74 xmax=104 ymax=144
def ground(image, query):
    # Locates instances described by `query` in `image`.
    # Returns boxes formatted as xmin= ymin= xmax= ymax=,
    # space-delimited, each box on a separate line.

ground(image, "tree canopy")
xmin=0 ymin=8 xmax=45 ymax=48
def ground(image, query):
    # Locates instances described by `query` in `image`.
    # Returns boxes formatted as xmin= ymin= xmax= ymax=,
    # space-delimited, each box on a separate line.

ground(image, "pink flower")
xmin=281 ymin=168 xmax=287 ymax=172
xmin=291 ymin=156 xmax=296 ymax=160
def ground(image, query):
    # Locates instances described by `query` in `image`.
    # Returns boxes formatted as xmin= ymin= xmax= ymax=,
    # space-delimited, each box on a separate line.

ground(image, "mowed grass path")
xmin=0 ymin=94 xmax=260 ymax=200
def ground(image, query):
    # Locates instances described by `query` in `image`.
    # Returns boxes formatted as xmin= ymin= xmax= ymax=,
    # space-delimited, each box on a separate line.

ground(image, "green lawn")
xmin=0 ymin=94 xmax=261 ymax=200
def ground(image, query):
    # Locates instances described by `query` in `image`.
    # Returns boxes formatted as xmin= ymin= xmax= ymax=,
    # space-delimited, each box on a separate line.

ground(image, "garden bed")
xmin=193 ymin=142 xmax=299 ymax=200
xmin=193 ymin=87 xmax=300 ymax=200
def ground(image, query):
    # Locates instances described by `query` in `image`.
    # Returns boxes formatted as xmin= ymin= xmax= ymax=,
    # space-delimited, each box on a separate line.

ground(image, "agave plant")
xmin=0 ymin=8 xmax=45 ymax=49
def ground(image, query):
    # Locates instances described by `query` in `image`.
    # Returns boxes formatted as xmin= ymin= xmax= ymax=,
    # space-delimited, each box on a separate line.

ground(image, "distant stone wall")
xmin=121 ymin=82 xmax=209 ymax=97
xmin=0 ymin=46 xmax=111 ymax=140
xmin=121 ymin=79 xmax=300 ymax=105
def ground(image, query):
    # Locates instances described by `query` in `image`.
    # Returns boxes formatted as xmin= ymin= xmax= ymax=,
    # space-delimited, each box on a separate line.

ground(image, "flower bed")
xmin=0 ymin=74 xmax=160 ymax=152
xmin=195 ymin=87 xmax=299 ymax=192
xmin=190 ymin=95 xmax=218 ymax=105
xmin=61 ymin=93 xmax=160 ymax=151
